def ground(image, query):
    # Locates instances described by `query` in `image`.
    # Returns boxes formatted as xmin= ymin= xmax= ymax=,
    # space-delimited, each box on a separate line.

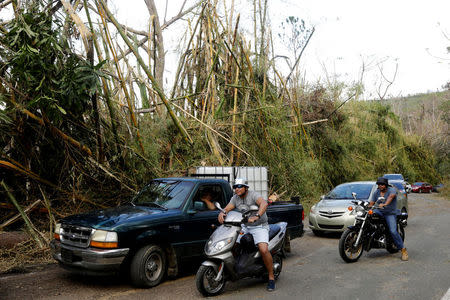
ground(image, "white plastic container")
xmin=194 ymin=166 xmax=269 ymax=199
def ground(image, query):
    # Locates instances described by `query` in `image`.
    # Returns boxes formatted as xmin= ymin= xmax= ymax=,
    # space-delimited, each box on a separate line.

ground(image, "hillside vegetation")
xmin=0 ymin=1 xmax=443 ymax=235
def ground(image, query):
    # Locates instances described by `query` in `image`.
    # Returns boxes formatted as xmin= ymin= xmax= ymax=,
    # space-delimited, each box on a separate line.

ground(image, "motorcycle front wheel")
xmin=339 ymin=229 xmax=364 ymax=263
xmin=196 ymin=265 xmax=226 ymax=297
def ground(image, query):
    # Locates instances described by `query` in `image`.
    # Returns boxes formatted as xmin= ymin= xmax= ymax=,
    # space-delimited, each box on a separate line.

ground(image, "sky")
xmin=114 ymin=0 xmax=449 ymax=99
xmin=2 ymin=1 xmax=447 ymax=99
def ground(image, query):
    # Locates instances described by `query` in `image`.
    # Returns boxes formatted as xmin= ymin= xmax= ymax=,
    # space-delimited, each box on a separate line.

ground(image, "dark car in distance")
xmin=411 ymin=182 xmax=433 ymax=193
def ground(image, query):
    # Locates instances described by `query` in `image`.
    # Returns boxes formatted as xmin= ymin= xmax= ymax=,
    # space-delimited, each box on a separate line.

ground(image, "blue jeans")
xmin=374 ymin=210 xmax=404 ymax=249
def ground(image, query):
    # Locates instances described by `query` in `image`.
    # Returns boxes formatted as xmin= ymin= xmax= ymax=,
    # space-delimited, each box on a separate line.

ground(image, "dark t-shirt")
xmin=370 ymin=186 xmax=398 ymax=214
xmin=230 ymin=190 xmax=268 ymax=226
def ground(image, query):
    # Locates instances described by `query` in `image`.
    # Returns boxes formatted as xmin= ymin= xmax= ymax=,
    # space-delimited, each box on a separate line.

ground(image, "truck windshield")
xmin=132 ymin=180 xmax=194 ymax=209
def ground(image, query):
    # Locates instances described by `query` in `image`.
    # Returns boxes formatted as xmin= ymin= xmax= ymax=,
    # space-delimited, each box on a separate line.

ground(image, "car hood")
xmin=61 ymin=205 xmax=178 ymax=231
xmin=316 ymin=199 xmax=361 ymax=210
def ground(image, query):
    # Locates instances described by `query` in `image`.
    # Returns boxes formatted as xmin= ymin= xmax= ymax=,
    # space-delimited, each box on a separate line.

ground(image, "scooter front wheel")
xmin=196 ymin=265 xmax=226 ymax=297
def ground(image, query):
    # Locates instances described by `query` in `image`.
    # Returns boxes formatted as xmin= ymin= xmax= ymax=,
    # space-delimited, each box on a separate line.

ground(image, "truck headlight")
xmin=90 ymin=229 xmax=118 ymax=249
xmin=54 ymin=223 xmax=61 ymax=240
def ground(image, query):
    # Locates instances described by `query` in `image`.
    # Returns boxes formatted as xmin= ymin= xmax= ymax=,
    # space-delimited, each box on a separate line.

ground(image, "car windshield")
xmin=326 ymin=183 xmax=373 ymax=200
xmin=391 ymin=182 xmax=405 ymax=191
xmin=132 ymin=180 xmax=194 ymax=209
xmin=384 ymin=174 xmax=404 ymax=180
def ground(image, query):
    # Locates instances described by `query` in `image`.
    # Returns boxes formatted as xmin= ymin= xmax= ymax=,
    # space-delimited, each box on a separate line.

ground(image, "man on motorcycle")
xmin=218 ymin=178 xmax=275 ymax=291
xmin=369 ymin=177 xmax=409 ymax=261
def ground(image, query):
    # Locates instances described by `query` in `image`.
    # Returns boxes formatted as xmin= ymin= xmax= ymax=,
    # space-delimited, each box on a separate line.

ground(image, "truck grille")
xmin=319 ymin=210 xmax=345 ymax=218
xmin=60 ymin=224 xmax=92 ymax=248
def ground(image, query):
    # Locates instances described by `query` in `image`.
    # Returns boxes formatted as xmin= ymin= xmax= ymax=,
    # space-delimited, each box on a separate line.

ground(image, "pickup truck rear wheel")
xmin=130 ymin=244 xmax=166 ymax=287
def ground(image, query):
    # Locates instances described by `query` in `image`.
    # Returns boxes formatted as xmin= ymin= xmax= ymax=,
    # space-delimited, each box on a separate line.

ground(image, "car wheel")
xmin=130 ymin=244 xmax=166 ymax=288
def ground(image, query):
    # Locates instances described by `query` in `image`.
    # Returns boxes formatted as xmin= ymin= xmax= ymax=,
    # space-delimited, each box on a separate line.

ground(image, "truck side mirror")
xmin=194 ymin=201 xmax=206 ymax=211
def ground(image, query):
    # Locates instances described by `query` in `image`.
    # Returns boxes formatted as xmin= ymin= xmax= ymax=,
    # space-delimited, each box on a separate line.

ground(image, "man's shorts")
xmin=237 ymin=224 xmax=269 ymax=245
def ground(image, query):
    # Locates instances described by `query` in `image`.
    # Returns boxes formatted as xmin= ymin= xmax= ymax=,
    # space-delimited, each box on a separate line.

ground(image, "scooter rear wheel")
xmin=196 ymin=265 xmax=226 ymax=297
xmin=273 ymin=254 xmax=283 ymax=280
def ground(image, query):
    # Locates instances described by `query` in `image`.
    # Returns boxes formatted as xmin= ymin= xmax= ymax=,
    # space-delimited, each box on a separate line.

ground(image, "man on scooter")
xmin=218 ymin=178 xmax=276 ymax=291
xmin=369 ymin=177 xmax=409 ymax=261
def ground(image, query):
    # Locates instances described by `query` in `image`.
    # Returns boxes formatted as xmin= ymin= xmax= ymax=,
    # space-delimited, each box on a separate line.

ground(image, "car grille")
xmin=318 ymin=210 xmax=345 ymax=218
xmin=60 ymin=224 xmax=92 ymax=248
xmin=318 ymin=224 xmax=344 ymax=229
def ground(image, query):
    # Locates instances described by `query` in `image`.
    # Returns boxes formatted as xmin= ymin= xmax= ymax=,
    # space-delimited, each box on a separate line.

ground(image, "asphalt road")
xmin=1 ymin=193 xmax=449 ymax=300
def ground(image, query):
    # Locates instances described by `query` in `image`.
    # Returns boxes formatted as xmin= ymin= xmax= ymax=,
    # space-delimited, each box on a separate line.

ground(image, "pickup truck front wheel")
xmin=130 ymin=244 xmax=166 ymax=287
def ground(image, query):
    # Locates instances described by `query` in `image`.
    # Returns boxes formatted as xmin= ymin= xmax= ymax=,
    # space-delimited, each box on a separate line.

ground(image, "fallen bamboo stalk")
xmin=171 ymin=99 xmax=253 ymax=158
xmin=0 ymin=160 xmax=106 ymax=208
xmin=1 ymin=181 xmax=44 ymax=248
xmin=98 ymin=0 xmax=193 ymax=144
xmin=0 ymin=199 xmax=42 ymax=231
xmin=97 ymin=4 xmax=146 ymax=154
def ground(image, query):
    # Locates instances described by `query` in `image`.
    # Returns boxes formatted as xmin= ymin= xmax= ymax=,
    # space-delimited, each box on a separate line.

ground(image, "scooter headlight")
xmin=206 ymin=237 xmax=233 ymax=254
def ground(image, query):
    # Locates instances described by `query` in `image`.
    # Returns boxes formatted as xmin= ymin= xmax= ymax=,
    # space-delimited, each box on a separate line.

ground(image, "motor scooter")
xmin=196 ymin=203 xmax=287 ymax=296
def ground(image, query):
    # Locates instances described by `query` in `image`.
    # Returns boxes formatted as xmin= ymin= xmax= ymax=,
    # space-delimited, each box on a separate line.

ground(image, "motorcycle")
xmin=339 ymin=194 xmax=408 ymax=263
xmin=196 ymin=203 xmax=287 ymax=296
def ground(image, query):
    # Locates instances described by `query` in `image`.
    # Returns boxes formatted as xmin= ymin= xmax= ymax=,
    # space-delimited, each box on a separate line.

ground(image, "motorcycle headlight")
xmin=206 ymin=237 xmax=233 ymax=254
xmin=350 ymin=206 xmax=365 ymax=216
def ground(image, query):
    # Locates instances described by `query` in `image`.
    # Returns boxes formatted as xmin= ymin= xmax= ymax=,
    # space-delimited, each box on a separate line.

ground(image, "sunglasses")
xmin=234 ymin=184 xmax=246 ymax=189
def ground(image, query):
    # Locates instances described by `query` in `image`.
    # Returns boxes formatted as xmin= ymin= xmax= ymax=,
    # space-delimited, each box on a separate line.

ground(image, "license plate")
xmin=61 ymin=248 xmax=73 ymax=263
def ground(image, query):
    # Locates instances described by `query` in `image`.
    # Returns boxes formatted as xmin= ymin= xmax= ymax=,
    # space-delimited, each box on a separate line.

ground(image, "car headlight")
xmin=54 ymin=223 xmax=61 ymax=240
xmin=90 ymin=229 xmax=118 ymax=249
xmin=310 ymin=205 xmax=317 ymax=214
xmin=206 ymin=237 xmax=233 ymax=254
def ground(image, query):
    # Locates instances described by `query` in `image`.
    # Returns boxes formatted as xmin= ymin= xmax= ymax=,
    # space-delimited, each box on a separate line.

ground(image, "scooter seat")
xmin=269 ymin=224 xmax=281 ymax=240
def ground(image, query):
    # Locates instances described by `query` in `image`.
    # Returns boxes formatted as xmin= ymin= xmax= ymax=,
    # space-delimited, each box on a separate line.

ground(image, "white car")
xmin=309 ymin=181 xmax=408 ymax=235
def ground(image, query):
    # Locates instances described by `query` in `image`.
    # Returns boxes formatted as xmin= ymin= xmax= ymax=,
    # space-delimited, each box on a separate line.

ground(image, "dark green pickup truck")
xmin=50 ymin=177 xmax=304 ymax=287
